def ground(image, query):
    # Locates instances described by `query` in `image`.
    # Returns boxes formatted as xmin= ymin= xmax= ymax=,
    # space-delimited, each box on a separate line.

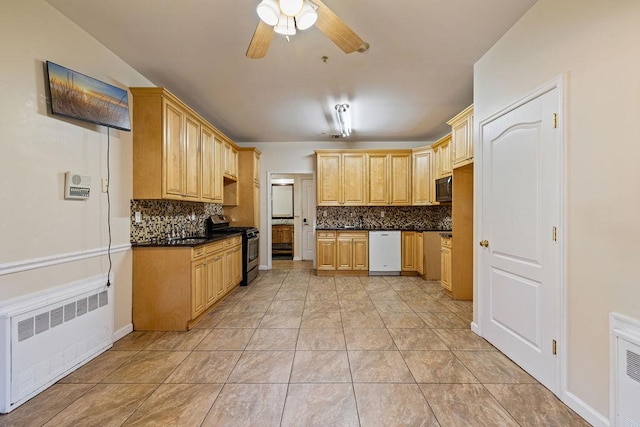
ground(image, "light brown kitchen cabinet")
xmin=451 ymin=163 xmax=474 ymax=300
xmin=422 ymin=231 xmax=442 ymax=280
xmin=316 ymin=150 xmax=411 ymax=206
xmin=132 ymin=235 xmax=242 ymax=331
xmin=343 ymin=153 xmax=367 ymax=205
xmin=152 ymin=96 xmax=200 ymax=200
xmin=224 ymin=148 xmax=261 ymax=226
xmin=401 ymin=231 xmax=423 ymax=274
xmin=367 ymin=153 xmax=388 ymax=205
xmin=401 ymin=231 xmax=417 ymax=272
xmin=448 ymin=105 xmax=474 ymax=169
xmin=416 ymin=233 xmax=424 ymax=275
xmin=432 ymin=133 xmax=452 ymax=179
xmin=201 ymin=125 xmax=223 ymax=203
xmin=316 ymin=230 xmax=368 ymax=274
xmin=316 ymin=153 xmax=342 ymax=205
xmin=316 ymin=152 xmax=366 ymax=206
xmin=316 ymin=231 xmax=337 ymax=270
xmin=131 ymin=87 xmax=240 ymax=202
xmin=389 ymin=153 xmax=412 ymax=205
xmin=336 ymin=231 xmax=368 ymax=271
xmin=366 ymin=151 xmax=412 ymax=206
xmin=440 ymin=236 xmax=452 ymax=292
xmin=223 ymin=140 xmax=238 ymax=180
xmin=191 ymin=256 xmax=207 ymax=318
xmin=412 ymin=147 xmax=436 ymax=205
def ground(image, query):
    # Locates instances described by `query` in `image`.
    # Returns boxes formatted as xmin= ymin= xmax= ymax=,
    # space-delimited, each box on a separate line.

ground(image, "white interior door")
xmin=301 ymin=178 xmax=316 ymax=262
xmin=479 ymin=86 xmax=562 ymax=393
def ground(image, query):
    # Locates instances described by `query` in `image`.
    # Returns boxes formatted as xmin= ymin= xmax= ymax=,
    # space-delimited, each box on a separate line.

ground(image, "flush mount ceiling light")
xmin=335 ymin=103 xmax=351 ymax=138
xmin=247 ymin=0 xmax=369 ymax=59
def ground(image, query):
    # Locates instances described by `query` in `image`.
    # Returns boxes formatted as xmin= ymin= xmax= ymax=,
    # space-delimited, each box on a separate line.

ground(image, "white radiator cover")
xmin=611 ymin=313 xmax=640 ymax=427
xmin=0 ymin=275 xmax=113 ymax=413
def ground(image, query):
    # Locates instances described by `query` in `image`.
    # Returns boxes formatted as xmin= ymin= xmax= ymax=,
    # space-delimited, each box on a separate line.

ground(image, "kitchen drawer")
xmin=192 ymin=246 xmax=206 ymax=259
xmin=337 ymin=231 xmax=368 ymax=239
xmin=317 ymin=231 xmax=336 ymax=238
xmin=225 ymin=236 xmax=242 ymax=247
xmin=205 ymin=240 xmax=225 ymax=254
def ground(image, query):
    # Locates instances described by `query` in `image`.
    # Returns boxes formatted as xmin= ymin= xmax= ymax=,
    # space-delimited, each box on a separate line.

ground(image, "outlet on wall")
xmin=381 ymin=211 xmax=385 ymax=218
xmin=134 ymin=211 xmax=142 ymax=223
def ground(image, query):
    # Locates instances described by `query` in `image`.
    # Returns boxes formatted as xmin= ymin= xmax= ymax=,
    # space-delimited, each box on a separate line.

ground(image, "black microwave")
xmin=435 ymin=176 xmax=452 ymax=202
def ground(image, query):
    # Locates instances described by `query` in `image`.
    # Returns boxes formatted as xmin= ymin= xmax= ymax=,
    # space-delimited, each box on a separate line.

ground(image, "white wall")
xmin=474 ymin=0 xmax=640 ymax=421
xmin=239 ymin=141 xmax=431 ymax=268
xmin=0 ymin=0 xmax=153 ymax=333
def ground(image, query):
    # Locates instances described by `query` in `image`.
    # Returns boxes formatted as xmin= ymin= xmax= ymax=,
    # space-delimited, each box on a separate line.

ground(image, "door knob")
xmin=479 ymin=240 xmax=489 ymax=247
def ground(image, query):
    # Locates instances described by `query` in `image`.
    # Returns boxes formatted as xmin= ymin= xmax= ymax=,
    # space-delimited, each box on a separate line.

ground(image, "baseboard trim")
xmin=471 ymin=321 xmax=480 ymax=335
xmin=561 ymin=390 xmax=609 ymax=427
xmin=0 ymin=244 xmax=131 ymax=276
xmin=112 ymin=323 xmax=133 ymax=342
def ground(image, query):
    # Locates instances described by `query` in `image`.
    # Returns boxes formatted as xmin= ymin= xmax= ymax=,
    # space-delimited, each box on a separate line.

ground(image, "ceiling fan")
xmin=246 ymin=0 xmax=369 ymax=59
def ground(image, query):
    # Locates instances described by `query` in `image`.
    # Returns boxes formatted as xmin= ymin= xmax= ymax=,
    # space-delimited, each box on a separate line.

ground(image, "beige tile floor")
xmin=0 ymin=265 xmax=589 ymax=427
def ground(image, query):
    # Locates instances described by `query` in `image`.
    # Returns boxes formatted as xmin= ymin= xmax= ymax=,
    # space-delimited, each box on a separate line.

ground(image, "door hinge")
xmin=552 ymin=339 xmax=557 ymax=355
xmin=552 ymin=226 xmax=557 ymax=242
xmin=553 ymin=113 xmax=558 ymax=129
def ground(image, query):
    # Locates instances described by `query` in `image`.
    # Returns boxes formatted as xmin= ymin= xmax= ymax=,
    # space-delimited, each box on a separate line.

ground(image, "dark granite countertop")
xmin=131 ymin=232 xmax=243 ymax=248
xmin=316 ymin=227 xmax=452 ymax=232
xmin=440 ymin=232 xmax=453 ymax=238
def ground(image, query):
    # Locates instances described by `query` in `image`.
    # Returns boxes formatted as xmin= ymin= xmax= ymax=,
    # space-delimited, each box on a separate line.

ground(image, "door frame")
xmin=265 ymin=171 xmax=315 ymax=270
xmin=300 ymin=177 xmax=316 ymax=264
xmin=474 ymin=74 xmax=566 ymax=396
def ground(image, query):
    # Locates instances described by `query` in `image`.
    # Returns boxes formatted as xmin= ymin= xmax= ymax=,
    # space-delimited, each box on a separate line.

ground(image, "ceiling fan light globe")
xmin=257 ymin=0 xmax=280 ymax=26
xmin=295 ymin=3 xmax=317 ymax=30
xmin=279 ymin=0 xmax=303 ymax=17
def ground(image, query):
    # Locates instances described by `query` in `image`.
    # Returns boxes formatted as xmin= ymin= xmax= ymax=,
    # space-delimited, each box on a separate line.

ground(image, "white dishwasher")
xmin=368 ymin=231 xmax=401 ymax=275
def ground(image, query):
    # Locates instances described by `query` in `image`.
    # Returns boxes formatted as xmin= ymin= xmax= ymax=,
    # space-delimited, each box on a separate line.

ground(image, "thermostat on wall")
xmin=64 ymin=171 xmax=91 ymax=200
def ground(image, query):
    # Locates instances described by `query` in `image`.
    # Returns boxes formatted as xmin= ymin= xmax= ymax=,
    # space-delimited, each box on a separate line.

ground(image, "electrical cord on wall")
xmin=106 ymin=128 xmax=112 ymax=288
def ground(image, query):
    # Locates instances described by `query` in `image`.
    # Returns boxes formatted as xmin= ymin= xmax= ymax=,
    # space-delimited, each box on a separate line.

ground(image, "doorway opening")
xmin=267 ymin=173 xmax=315 ymax=269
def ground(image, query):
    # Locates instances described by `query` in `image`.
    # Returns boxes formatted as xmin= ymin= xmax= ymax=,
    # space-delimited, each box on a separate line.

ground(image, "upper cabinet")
xmin=448 ymin=104 xmax=474 ymax=169
xmin=432 ymin=133 xmax=452 ymax=179
xmin=412 ymin=147 xmax=435 ymax=205
xmin=224 ymin=148 xmax=261 ymax=227
xmin=201 ymin=124 xmax=223 ymax=203
xmin=131 ymin=87 xmax=240 ymax=203
xmin=316 ymin=150 xmax=411 ymax=206
xmin=343 ymin=153 xmax=367 ymax=205
xmin=223 ymin=139 xmax=239 ymax=180
xmin=317 ymin=152 xmax=342 ymax=206
xmin=316 ymin=151 xmax=366 ymax=206
xmin=387 ymin=152 xmax=412 ymax=205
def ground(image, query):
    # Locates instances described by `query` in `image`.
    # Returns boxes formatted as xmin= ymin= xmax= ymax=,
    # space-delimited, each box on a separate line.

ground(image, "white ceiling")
xmin=47 ymin=0 xmax=536 ymax=143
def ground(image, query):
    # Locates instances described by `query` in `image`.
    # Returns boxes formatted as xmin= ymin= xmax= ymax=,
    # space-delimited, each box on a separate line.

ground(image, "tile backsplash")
xmin=316 ymin=205 xmax=452 ymax=230
xmin=130 ymin=199 xmax=223 ymax=243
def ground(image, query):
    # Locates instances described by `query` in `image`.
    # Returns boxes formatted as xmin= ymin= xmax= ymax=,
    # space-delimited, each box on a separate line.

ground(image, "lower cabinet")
xmin=440 ymin=236 xmax=452 ymax=292
xmin=317 ymin=231 xmax=337 ymax=270
xmin=401 ymin=231 xmax=424 ymax=275
xmin=317 ymin=230 xmax=368 ymax=274
xmin=133 ymin=235 xmax=242 ymax=331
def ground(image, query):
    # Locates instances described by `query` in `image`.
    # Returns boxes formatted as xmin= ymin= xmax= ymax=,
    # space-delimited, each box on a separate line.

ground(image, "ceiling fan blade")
xmin=313 ymin=0 xmax=368 ymax=54
xmin=246 ymin=20 xmax=274 ymax=59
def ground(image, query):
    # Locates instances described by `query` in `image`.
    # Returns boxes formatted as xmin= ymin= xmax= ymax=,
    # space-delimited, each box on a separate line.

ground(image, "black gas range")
xmin=206 ymin=214 xmax=259 ymax=286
